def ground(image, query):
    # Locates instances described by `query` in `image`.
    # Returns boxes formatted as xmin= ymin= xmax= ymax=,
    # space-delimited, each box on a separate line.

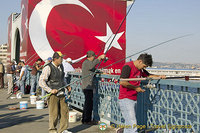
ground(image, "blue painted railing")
xmin=68 ymin=73 xmax=200 ymax=133
xmin=31 ymin=69 xmax=200 ymax=133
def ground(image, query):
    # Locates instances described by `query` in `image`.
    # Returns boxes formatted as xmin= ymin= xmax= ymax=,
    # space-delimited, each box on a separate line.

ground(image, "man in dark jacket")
xmin=81 ymin=50 xmax=105 ymax=124
xmin=39 ymin=51 xmax=71 ymax=133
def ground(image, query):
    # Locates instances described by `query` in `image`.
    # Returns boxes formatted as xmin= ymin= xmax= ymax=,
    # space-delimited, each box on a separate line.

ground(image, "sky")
xmin=0 ymin=0 xmax=200 ymax=64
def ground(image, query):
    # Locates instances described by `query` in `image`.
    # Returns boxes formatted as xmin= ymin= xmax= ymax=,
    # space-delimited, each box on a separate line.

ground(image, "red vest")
xmin=118 ymin=61 xmax=148 ymax=100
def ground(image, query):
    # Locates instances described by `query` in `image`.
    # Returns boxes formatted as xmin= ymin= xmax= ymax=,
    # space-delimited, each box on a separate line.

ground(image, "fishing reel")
xmin=65 ymin=91 xmax=71 ymax=103
xmin=56 ymin=91 xmax=63 ymax=96
xmin=143 ymin=80 xmax=156 ymax=89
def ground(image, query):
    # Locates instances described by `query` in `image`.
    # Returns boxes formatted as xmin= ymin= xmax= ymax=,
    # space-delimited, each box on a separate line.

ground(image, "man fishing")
xmin=39 ymin=51 xmax=72 ymax=133
xmin=81 ymin=50 xmax=105 ymax=124
xmin=118 ymin=53 xmax=165 ymax=133
xmin=30 ymin=58 xmax=43 ymax=95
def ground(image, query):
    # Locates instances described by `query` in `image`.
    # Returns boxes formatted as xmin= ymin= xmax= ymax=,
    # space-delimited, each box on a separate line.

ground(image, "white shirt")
xmin=20 ymin=66 xmax=26 ymax=77
xmin=62 ymin=61 xmax=75 ymax=77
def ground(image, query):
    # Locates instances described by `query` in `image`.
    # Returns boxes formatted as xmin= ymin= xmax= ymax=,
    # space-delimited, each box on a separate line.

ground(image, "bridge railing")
xmin=68 ymin=73 xmax=200 ymax=133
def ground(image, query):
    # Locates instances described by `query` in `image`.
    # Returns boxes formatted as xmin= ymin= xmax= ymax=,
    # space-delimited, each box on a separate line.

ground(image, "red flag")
xmin=26 ymin=0 xmax=127 ymax=74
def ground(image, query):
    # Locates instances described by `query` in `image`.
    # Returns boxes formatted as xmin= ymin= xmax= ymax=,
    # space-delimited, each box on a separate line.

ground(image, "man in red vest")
xmin=118 ymin=53 xmax=165 ymax=133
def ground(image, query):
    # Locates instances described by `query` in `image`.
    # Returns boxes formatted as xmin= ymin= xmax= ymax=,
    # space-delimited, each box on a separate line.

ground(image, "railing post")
xmin=198 ymin=88 xmax=200 ymax=94
xmin=136 ymin=81 xmax=149 ymax=127
xmin=93 ymin=76 xmax=100 ymax=122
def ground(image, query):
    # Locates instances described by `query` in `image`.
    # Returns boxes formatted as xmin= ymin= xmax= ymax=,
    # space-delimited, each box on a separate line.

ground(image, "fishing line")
xmin=96 ymin=1 xmax=135 ymax=57
xmin=102 ymin=34 xmax=193 ymax=69
xmin=25 ymin=52 xmax=38 ymax=64
xmin=41 ymin=34 xmax=193 ymax=99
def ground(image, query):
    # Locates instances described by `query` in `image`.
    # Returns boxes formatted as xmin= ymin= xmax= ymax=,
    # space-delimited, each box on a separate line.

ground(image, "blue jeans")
xmin=19 ymin=78 xmax=25 ymax=95
xmin=41 ymin=88 xmax=46 ymax=98
xmin=30 ymin=75 xmax=37 ymax=94
xmin=119 ymin=98 xmax=137 ymax=133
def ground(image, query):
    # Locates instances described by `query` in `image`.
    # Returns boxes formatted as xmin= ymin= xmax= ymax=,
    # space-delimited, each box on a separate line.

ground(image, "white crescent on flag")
xmin=29 ymin=0 xmax=94 ymax=61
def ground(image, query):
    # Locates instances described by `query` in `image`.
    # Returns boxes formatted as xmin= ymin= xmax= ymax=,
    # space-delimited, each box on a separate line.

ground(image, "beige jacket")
xmin=0 ymin=64 xmax=3 ymax=73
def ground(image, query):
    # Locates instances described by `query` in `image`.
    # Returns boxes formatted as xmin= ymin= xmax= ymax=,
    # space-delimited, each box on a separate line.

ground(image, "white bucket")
xmin=30 ymin=96 xmax=37 ymax=104
xmin=16 ymin=92 xmax=22 ymax=99
xmin=36 ymin=101 xmax=44 ymax=109
xmin=69 ymin=112 xmax=77 ymax=123
xmin=20 ymin=101 xmax=28 ymax=109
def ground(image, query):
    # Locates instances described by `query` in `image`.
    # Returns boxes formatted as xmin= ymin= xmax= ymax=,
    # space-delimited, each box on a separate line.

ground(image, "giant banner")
xmin=24 ymin=0 xmax=126 ymax=74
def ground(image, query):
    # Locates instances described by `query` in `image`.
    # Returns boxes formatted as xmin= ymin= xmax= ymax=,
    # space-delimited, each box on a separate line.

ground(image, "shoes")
xmin=44 ymin=102 xmax=48 ymax=108
xmin=116 ymin=128 xmax=124 ymax=133
xmin=49 ymin=130 xmax=57 ymax=133
xmin=62 ymin=130 xmax=72 ymax=133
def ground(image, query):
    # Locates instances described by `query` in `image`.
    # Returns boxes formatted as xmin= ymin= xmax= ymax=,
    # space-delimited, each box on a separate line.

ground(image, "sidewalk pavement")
xmin=0 ymin=89 xmax=116 ymax=133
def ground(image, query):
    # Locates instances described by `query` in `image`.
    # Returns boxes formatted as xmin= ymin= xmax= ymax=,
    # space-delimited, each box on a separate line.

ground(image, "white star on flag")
xmin=95 ymin=23 xmax=124 ymax=53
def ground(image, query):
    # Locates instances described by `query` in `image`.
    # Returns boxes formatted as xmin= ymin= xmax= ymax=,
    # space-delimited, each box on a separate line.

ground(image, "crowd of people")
xmin=6 ymin=54 xmax=74 ymax=98
xmin=4 ymin=52 xmax=76 ymax=133
xmin=3 ymin=51 xmax=165 ymax=133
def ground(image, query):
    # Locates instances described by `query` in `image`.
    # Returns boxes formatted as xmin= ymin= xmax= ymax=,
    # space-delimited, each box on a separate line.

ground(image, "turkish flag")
xmin=27 ymin=0 xmax=126 ymax=74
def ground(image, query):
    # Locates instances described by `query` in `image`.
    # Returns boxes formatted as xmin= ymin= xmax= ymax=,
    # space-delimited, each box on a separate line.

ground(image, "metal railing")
xmin=67 ymin=73 xmax=200 ymax=133
xmin=29 ymin=70 xmax=199 ymax=132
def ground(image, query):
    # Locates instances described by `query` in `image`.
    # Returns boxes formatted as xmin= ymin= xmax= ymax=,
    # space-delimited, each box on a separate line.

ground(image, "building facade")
xmin=0 ymin=44 xmax=9 ymax=71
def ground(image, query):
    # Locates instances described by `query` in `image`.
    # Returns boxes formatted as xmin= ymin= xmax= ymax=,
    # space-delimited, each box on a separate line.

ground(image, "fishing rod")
xmin=26 ymin=54 xmax=40 ymax=65
xmin=26 ymin=39 xmax=74 ymax=65
xmin=102 ymin=34 xmax=193 ymax=69
xmin=25 ymin=52 xmax=38 ymax=64
xmin=93 ymin=2 xmax=135 ymax=85
xmin=41 ymin=2 xmax=192 ymax=100
xmin=96 ymin=1 xmax=135 ymax=57
xmin=120 ymin=76 xmax=200 ymax=81
xmin=41 ymin=72 xmax=94 ymax=99
xmin=41 ymin=34 xmax=193 ymax=99
xmin=72 ymin=1 xmax=136 ymax=97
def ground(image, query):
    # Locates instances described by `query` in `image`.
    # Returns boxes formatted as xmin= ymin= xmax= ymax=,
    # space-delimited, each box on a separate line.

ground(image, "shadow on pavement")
xmin=68 ymin=124 xmax=93 ymax=132
xmin=0 ymin=102 xmax=19 ymax=110
xmin=0 ymin=111 xmax=48 ymax=129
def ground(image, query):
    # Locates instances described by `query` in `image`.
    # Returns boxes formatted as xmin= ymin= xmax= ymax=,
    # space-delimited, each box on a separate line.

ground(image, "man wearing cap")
xmin=30 ymin=58 xmax=43 ymax=94
xmin=39 ymin=51 xmax=72 ymax=133
xmin=81 ymin=50 xmax=105 ymax=124
xmin=66 ymin=58 xmax=72 ymax=64
xmin=63 ymin=58 xmax=75 ymax=84
xmin=44 ymin=57 xmax=53 ymax=67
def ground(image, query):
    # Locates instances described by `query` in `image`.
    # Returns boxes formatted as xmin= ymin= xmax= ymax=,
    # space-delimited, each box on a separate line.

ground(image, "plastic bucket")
xmin=20 ymin=101 xmax=28 ymax=109
xmin=30 ymin=96 xmax=37 ymax=104
xmin=69 ymin=112 xmax=77 ymax=123
xmin=36 ymin=101 xmax=44 ymax=109
xmin=16 ymin=92 xmax=22 ymax=99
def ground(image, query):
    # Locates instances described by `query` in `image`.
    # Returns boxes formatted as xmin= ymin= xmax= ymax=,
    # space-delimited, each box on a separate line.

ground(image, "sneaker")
xmin=62 ymin=130 xmax=72 ymax=133
xmin=116 ymin=128 xmax=124 ymax=133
